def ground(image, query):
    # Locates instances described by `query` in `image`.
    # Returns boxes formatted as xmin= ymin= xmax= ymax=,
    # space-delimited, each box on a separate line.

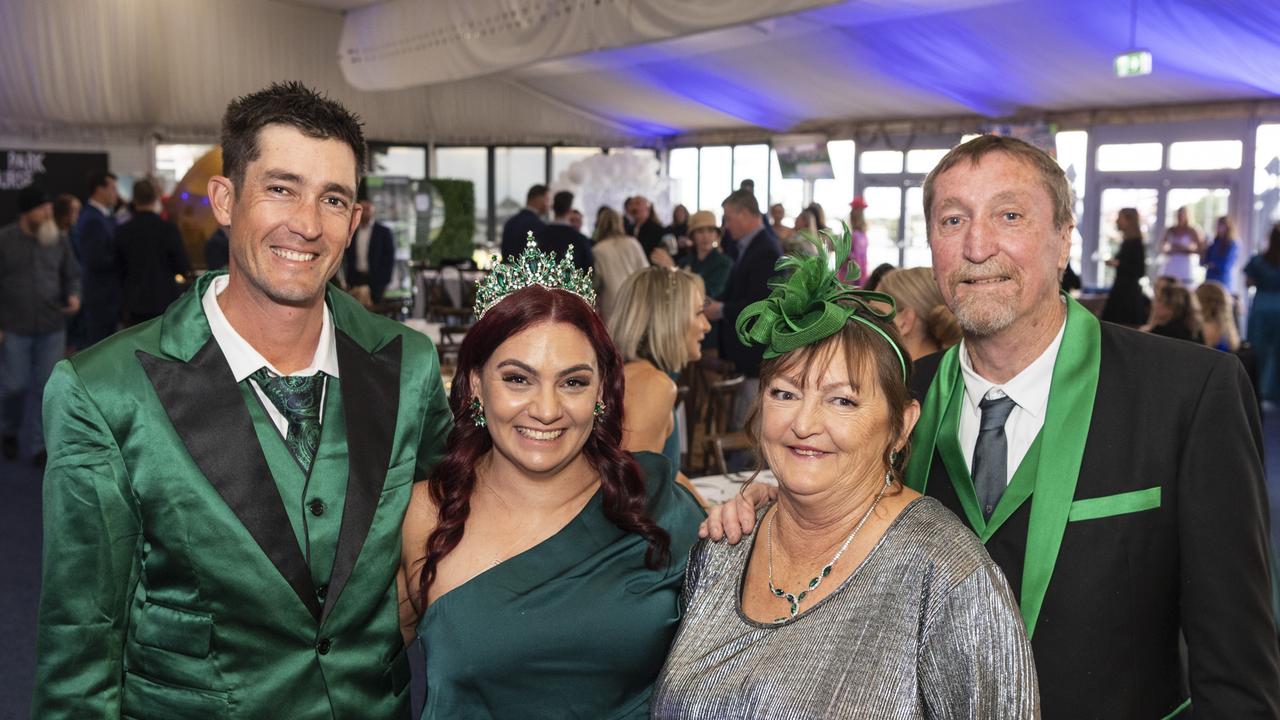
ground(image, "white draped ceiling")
xmin=1 ymin=0 xmax=1279 ymax=146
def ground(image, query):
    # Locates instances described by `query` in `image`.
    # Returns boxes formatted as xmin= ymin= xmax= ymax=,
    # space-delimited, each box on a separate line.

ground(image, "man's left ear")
xmin=1057 ymin=223 xmax=1075 ymax=271
xmin=346 ymin=202 xmax=363 ymax=249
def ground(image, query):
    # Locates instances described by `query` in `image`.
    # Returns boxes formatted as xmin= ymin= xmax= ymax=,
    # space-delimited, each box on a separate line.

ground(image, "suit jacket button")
xmin=316 ymin=638 xmax=332 ymax=655
xmin=317 ymin=584 xmax=328 ymax=603
xmin=309 ymin=499 xmax=326 ymax=516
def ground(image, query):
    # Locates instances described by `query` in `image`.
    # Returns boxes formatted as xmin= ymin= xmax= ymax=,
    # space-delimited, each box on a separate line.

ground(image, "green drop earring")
xmin=469 ymin=396 xmax=486 ymax=427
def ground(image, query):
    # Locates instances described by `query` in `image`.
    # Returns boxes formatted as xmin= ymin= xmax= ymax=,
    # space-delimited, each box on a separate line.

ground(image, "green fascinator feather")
xmin=735 ymin=223 xmax=906 ymax=377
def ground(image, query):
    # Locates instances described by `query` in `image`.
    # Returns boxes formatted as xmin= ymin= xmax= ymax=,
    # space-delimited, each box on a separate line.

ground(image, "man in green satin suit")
xmin=32 ymin=82 xmax=451 ymax=719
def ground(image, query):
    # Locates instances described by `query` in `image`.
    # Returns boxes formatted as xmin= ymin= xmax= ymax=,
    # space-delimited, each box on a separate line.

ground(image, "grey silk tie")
xmin=972 ymin=394 xmax=1017 ymax=520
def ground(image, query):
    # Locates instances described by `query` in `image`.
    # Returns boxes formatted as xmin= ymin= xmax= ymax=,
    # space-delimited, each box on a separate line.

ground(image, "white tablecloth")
xmin=691 ymin=470 xmax=777 ymax=505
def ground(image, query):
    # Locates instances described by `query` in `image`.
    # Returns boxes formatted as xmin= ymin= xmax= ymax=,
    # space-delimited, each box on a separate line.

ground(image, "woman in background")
xmin=876 ymin=267 xmax=962 ymax=359
xmin=609 ymin=267 xmax=711 ymax=506
xmin=1101 ymin=207 xmax=1150 ymax=325
xmin=1144 ymin=282 xmax=1203 ymax=343
xmin=591 ymin=207 xmax=649 ymax=323
xmin=678 ymin=210 xmax=734 ymax=354
xmin=837 ymin=197 xmax=870 ymax=286
xmin=1195 ymin=281 xmax=1240 ymax=352
xmin=1202 ymin=216 xmax=1240 ymax=290
xmin=1161 ymin=206 xmax=1203 ymax=285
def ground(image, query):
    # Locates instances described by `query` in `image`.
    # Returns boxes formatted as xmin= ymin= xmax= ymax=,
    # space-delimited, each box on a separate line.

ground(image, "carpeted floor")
xmin=3 ymin=409 xmax=1278 ymax=718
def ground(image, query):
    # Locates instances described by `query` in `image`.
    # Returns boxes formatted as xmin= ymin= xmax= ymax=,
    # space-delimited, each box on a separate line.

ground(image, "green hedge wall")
xmin=417 ymin=178 xmax=475 ymax=264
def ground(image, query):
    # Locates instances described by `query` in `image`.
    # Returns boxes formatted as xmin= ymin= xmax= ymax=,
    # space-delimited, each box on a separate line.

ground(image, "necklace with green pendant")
xmin=766 ymin=481 xmax=887 ymax=621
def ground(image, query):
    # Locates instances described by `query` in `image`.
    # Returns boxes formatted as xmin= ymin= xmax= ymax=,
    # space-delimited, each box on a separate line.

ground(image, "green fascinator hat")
xmin=735 ymin=224 xmax=907 ymax=378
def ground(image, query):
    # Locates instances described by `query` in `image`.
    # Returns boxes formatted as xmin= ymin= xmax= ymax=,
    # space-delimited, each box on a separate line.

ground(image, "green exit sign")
xmin=1114 ymin=50 xmax=1152 ymax=77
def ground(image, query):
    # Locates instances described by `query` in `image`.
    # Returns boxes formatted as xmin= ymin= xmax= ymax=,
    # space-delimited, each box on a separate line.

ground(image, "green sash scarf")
xmin=905 ymin=295 xmax=1101 ymax=638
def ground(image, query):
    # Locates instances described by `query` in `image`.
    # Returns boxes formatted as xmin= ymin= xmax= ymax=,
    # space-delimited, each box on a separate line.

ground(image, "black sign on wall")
xmin=0 ymin=149 xmax=109 ymax=225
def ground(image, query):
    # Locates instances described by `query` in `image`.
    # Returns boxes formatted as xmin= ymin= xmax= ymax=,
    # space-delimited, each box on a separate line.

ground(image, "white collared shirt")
xmin=89 ymin=200 xmax=113 ymax=218
xmin=957 ymin=316 xmax=1066 ymax=486
xmin=202 ymin=274 xmax=340 ymax=434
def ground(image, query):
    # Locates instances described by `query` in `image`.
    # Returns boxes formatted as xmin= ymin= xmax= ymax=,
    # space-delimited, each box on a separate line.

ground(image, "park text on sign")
xmin=0 ymin=152 xmax=48 ymax=190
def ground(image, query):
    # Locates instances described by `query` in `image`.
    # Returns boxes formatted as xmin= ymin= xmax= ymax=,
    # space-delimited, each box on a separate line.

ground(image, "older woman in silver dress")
xmin=651 ymin=230 xmax=1039 ymax=719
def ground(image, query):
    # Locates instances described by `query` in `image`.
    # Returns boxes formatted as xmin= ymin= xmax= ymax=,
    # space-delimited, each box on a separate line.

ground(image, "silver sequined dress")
xmin=651 ymin=497 xmax=1039 ymax=719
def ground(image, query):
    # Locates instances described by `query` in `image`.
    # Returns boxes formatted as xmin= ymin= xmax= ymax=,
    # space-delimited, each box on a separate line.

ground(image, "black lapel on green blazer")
xmin=321 ymin=331 xmax=402 ymax=624
xmin=138 ymin=339 xmax=323 ymax=622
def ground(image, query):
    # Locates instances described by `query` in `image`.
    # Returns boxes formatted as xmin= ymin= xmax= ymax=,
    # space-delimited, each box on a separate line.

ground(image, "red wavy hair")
xmin=418 ymin=286 xmax=671 ymax=601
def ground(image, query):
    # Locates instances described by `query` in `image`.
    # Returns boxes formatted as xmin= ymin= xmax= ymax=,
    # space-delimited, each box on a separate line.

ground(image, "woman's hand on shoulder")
xmin=699 ymin=482 xmax=777 ymax=544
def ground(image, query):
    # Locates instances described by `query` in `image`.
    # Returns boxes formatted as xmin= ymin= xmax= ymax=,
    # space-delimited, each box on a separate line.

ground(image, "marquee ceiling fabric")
xmin=1 ymin=0 xmax=1279 ymax=146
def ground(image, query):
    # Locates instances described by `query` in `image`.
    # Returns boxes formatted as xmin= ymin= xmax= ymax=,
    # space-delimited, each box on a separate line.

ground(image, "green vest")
xmin=241 ymin=376 xmax=349 ymax=593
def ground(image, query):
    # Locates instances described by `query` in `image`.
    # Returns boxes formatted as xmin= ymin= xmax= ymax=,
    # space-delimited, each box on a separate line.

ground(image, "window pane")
xmin=1097 ymin=188 xmax=1158 ymax=286
xmin=699 ymin=146 xmax=732 ymax=222
xmin=551 ymin=146 xmax=602 ymax=184
xmin=1168 ymin=140 xmax=1243 ymax=170
xmin=905 ymin=148 xmax=948 ymax=175
xmin=494 ymin=147 xmax=545 ymax=226
xmin=860 ymin=150 xmax=904 ymax=174
xmin=863 ymin=186 xmax=902 ymax=270
xmin=1255 ymin=125 xmax=1280 ymax=252
xmin=372 ymin=146 xmax=426 ymax=180
xmin=434 ymin=147 xmax=489 ymax=249
xmin=733 ymin=144 xmax=770 ymax=213
xmin=813 ymin=140 xmax=855 ymax=228
xmin=669 ymin=147 xmax=700 ymax=215
xmin=903 ymin=187 xmax=930 ymax=267
xmin=1055 ymin=130 xmax=1089 ymax=276
xmin=1096 ymin=143 xmax=1162 ymax=172
xmin=769 ymin=149 xmax=804 ymax=222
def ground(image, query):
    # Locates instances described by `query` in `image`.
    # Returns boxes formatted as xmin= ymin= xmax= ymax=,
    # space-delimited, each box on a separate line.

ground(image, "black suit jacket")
xmin=718 ymin=226 xmax=781 ymax=377
xmin=502 ymin=208 xmax=545 ymax=260
xmin=114 ymin=211 xmax=192 ymax=320
xmin=538 ymin=222 xmax=593 ymax=271
xmin=911 ymin=322 xmax=1280 ymax=719
xmin=344 ymin=222 xmax=395 ymax=302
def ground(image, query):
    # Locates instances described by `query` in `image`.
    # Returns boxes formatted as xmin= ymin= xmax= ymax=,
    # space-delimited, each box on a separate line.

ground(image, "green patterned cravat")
xmin=250 ymin=368 xmax=325 ymax=472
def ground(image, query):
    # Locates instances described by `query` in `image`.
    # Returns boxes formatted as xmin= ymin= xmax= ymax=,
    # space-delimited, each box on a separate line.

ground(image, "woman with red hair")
xmin=398 ymin=254 xmax=705 ymax=718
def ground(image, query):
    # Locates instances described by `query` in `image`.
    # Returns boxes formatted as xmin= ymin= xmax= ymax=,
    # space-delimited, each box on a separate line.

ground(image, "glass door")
xmin=1159 ymin=187 xmax=1230 ymax=286
xmin=1096 ymin=186 xmax=1159 ymax=287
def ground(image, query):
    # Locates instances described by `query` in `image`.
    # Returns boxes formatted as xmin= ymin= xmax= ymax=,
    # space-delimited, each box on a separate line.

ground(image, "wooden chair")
xmin=701 ymin=374 xmax=756 ymax=476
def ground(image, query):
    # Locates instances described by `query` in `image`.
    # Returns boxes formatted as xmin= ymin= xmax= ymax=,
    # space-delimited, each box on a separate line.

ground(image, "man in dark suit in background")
xmin=344 ymin=197 xmax=396 ymax=303
xmin=501 ymin=184 xmax=548 ymax=259
xmin=704 ymin=189 xmax=781 ymax=430
xmin=75 ymin=171 xmax=121 ymax=345
xmin=538 ymin=190 xmax=592 ymax=271
xmin=625 ymin=195 xmax=666 ymax=262
xmin=906 ymin=135 xmax=1280 ymax=718
xmin=114 ymin=177 xmax=192 ymax=325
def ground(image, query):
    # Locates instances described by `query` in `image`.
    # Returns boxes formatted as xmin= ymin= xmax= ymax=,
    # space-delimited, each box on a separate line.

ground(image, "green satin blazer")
xmin=32 ymin=273 xmax=452 ymax=719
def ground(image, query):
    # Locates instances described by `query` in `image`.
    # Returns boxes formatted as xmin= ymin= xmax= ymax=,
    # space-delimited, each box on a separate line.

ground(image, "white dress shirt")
xmin=957 ymin=316 xmax=1066 ymax=486
xmin=202 ymin=274 xmax=340 ymax=434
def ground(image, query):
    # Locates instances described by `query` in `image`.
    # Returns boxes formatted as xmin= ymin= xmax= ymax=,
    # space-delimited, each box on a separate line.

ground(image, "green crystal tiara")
xmin=473 ymin=232 xmax=597 ymax=319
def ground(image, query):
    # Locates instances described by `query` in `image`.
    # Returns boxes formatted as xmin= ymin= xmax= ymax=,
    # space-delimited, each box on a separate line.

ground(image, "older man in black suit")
xmin=903 ymin=136 xmax=1279 ymax=719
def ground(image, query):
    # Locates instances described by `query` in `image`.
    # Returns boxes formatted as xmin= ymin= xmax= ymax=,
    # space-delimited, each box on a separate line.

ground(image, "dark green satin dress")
xmin=417 ymin=452 xmax=705 ymax=719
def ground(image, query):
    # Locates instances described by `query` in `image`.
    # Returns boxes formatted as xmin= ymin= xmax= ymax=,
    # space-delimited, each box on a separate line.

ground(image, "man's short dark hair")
xmin=552 ymin=190 xmax=574 ymax=216
xmin=526 ymin=184 xmax=550 ymax=203
xmin=87 ymin=171 xmax=117 ymax=198
xmin=739 ymin=178 xmax=755 ymax=191
xmin=722 ymin=188 xmax=760 ymax=216
xmin=220 ymin=81 xmax=367 ymax=191
xmin=132 ymin=178 xmax=158 ymax=207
